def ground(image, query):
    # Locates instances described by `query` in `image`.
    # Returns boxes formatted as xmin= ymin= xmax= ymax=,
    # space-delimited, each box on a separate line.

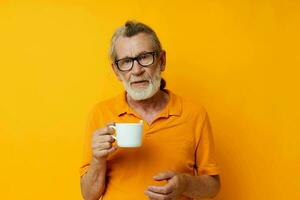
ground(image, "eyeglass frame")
xmin=114 ymin=51 xmax=159 ymax=72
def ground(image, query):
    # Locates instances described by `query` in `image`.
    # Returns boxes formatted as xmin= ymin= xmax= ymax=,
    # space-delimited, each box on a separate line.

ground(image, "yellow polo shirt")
xmin=80 ymin=90 xmax=220 ymax=200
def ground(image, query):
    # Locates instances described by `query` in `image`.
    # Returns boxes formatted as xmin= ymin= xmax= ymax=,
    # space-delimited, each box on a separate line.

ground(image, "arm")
xmin=80 ymin=125 xmax=117 ymax=200
xmin=80 ymin=158 xmax=107 ymax=200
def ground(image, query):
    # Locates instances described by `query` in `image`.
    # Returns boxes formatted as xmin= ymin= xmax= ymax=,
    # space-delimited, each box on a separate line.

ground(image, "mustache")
xmin=129 ymin=75 xmax=151 ymax=83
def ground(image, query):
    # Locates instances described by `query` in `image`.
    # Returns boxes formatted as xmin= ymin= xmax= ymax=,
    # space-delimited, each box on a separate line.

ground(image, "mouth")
xmin=130 ymin=80 xmax=149 ymax=87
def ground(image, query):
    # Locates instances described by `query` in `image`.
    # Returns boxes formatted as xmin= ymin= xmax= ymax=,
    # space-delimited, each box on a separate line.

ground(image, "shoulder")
xmin=171 ymin=91 xmax=208 ymax=121
xmin=89 ymin=93 xmax=124 ymax=116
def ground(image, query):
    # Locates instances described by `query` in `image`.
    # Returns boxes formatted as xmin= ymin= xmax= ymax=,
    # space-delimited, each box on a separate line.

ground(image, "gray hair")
xmin=109 ymin=20 xmax=163 ymax=61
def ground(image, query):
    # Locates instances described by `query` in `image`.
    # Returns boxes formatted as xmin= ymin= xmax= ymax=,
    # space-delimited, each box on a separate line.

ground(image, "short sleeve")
xmin=195 ymin=111 xmax=220 ymax=176
xmin=79 ymin=105 xmax=101 ymax=177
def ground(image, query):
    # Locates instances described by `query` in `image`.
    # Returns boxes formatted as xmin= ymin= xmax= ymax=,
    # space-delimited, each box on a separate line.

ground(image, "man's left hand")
xmin=144 ymin=171 xmax=188 ymax=200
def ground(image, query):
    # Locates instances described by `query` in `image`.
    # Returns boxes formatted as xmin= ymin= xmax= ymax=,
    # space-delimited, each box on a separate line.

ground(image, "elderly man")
xmin=80 ymin=21 xmax=221 ymax=200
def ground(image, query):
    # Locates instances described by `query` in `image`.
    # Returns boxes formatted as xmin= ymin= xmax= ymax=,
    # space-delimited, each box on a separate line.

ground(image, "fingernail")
xmin=148 ymin=186 xmax=154 ymax=190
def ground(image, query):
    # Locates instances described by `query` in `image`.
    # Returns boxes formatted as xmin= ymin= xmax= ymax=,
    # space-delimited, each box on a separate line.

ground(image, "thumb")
xmin=153 ymin=171 xmax=176 ymax=181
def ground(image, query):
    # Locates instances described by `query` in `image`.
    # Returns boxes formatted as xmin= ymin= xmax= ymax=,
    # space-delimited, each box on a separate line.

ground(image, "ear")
xmin=159 ymin=50 xmax=166 ymax=72
xmin=111 ymin=63 xmax=122 ymax=81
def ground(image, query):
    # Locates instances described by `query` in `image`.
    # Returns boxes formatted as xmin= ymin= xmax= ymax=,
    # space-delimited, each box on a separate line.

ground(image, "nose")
xmin=131 ymin=60 xmax=144 ymax=75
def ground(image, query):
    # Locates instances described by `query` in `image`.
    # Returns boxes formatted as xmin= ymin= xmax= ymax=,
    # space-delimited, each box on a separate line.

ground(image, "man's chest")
xmin=107 ymin=121 xmax=197 ymax=172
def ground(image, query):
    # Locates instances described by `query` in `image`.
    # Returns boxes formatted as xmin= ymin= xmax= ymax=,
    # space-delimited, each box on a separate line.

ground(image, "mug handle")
xmin=108 ymin=125 xmax=117 ymax=140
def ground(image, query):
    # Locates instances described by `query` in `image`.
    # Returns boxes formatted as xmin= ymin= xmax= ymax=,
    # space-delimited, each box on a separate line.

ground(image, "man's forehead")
xmin=115 ymin=33 xmax=154 ymax=58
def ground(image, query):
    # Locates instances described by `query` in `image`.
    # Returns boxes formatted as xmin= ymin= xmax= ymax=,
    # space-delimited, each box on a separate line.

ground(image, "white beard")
xmin=120 ymin=67 xmax=161 ymax=101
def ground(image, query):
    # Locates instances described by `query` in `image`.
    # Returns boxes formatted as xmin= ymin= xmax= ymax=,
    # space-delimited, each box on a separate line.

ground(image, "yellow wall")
xmin=0 ymin=0 xmax=299 ymax=199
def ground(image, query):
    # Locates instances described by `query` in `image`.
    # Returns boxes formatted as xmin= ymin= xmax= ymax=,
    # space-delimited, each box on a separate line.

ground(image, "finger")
xmin=153 ymin=171 xmax=176 ymax=181
xmin=99 ymin=142 xmax=113 ymax=149
xmin=92 ymin=142 xmax=111 ymax=151
xmin=147 ymin=185 xmax=173 ymax=195
xmin=94 ymin=126 xmax=114 ymax=136
xmin=106 ymin=122 xmax=116 ymax=133
xmin=144 ymin=190 xmax=172 ymax=200
xmin=93 ymin=128 xmax=110 ymax=136
xmin=94 ymin=135 xmax=115 ymax=143
xmin=106 ymin=145 xmax=118 ymax=154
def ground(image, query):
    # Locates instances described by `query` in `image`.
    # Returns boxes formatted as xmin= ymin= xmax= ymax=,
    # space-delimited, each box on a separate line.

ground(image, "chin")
xmin=127 ymin=87 xmax=158 ymax=101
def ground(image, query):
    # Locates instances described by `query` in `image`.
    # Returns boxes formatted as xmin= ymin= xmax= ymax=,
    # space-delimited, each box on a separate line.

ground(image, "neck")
xmin=126 ymin=90 xmax=169 ymax=114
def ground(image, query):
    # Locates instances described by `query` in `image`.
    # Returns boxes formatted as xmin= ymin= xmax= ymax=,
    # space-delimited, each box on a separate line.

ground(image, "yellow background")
xmin=0 ymin=0 xmax=299 ymax=199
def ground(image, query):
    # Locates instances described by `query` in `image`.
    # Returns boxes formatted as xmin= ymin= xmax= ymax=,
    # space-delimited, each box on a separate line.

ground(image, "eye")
xmin=141 ymin=54 xmax=150 ymax=59
xmin=123 ymin=58 xmax=132 ymax=63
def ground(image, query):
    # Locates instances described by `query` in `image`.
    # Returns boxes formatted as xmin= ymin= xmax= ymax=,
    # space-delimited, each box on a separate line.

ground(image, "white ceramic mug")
xmin=109 ymin=121 xmax=143 ymax=147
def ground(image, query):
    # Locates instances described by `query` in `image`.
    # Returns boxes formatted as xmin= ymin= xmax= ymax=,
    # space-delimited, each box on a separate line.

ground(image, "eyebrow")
xmin=120 ymin=51 xmax=151 ymax=59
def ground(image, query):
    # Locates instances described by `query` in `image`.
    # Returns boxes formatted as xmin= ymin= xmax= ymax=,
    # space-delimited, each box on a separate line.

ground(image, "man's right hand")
xmin=92 ymin=123 xmax=118 ymax=161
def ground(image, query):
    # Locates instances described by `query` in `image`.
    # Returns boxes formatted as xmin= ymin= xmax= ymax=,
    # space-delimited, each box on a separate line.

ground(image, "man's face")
xmin=112 ymin=33 xmax=166 ymax=100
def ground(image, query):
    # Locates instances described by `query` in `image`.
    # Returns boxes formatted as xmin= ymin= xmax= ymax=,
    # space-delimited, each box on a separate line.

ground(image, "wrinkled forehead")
xmin=114 ymin=33 xmax=155 ymax=60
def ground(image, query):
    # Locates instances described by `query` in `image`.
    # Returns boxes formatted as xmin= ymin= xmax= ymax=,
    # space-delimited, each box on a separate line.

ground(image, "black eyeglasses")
xmin=114 ymin=51 xmax=157 ymax=72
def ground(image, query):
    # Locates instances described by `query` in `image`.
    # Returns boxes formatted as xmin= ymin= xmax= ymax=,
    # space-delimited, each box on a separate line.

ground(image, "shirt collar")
xmin=116 ymin=89 xmax=182 ymax=118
